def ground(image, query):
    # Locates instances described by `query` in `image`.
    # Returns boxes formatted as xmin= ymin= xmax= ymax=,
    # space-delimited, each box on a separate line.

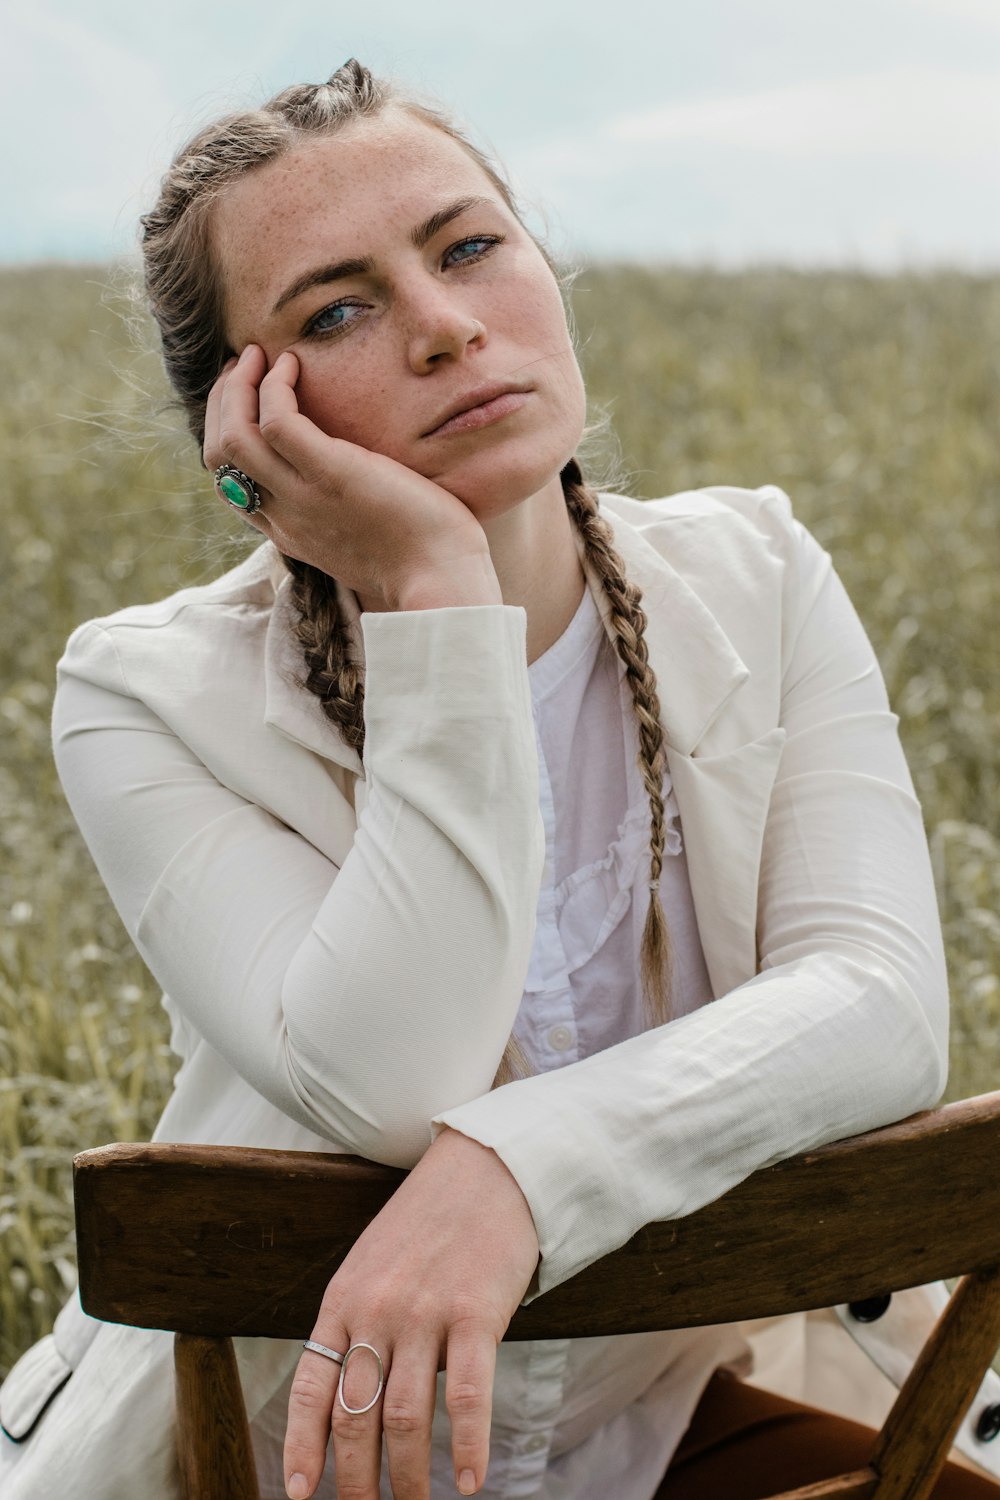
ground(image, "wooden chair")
xmin=73 ymin=1091 xmax=1000 ymax=1500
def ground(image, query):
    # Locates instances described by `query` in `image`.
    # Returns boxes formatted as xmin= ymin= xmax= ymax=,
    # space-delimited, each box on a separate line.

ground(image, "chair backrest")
xmin=73 ymin=1091 xmax=1000 ymax=1500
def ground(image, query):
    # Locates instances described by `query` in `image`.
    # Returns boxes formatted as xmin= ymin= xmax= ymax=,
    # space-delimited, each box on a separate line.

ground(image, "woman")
xmin=1 ymin=59 xmax=997 ymax=1500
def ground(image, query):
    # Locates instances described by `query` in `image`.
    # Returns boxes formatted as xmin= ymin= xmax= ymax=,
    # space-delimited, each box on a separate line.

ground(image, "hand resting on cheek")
xmin=204 ymin=344 xmax=502 ymax=614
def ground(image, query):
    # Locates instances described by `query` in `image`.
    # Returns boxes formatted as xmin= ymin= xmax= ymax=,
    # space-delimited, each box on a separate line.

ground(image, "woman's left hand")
xmin=283 ymin=1127 xmax=540 ymax=1499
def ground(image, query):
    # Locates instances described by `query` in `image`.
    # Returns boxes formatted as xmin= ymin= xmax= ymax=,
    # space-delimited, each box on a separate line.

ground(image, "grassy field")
xmin=1 ymin=263 xmax=998 ymax=1377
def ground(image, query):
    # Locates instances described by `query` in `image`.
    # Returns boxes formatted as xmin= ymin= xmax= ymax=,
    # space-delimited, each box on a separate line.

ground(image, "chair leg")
xmin=870 ymin=1265 xmax=1000 ymax=1500
xmin=175 ymin=1332 xmax=261 ymax=1500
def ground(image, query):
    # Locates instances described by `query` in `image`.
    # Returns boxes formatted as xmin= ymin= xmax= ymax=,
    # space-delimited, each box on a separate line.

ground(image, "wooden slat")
xmin=174 ymin=1334 xmax=260 ymax=1500
xmin=76 ymin=1146 xmax=405 ymax=1339
xmin=73 ymin=1093 xmax=1000 ymax=1341
xmin=765 ymin=1472 xmax=878 ymax=1499
xmin=869 ymin=1265 xmax=1000 ymax=1500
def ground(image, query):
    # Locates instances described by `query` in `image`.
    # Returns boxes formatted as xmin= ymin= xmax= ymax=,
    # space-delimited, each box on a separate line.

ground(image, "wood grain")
xmin=174 ymin=1333 xmax=260 ymax=1500
xmin=74 ymin=1092 xmax=1000 ymax=1342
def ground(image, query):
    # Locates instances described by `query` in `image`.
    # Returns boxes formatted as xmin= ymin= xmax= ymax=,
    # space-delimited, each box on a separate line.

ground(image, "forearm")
xmin=435 ymin=935 xmax=946 ymax=1297
xmin=275 ymin=606 xmax=543 ymax=1158
xmin=54 ymin=605 xmax=543 ymax=1164
xmin=436 ymin=495 xmax=950 ymax=1295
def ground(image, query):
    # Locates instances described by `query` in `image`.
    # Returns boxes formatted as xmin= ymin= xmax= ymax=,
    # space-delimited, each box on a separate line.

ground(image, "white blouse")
xmin=252 ymin=583 xmax=746 ymax=1500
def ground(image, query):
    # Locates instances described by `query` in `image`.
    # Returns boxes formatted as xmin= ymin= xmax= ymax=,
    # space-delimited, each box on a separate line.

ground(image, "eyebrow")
xmin=271 ymin=195 xmax=497 ymax=316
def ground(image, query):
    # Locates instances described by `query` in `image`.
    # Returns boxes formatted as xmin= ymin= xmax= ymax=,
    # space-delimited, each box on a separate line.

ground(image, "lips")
xmin=422 ymin=380 xmax=533 ymax=438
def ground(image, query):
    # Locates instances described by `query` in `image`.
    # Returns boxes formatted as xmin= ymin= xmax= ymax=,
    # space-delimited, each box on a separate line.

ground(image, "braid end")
xmin=641 ymin=889 xmax=672 ymax=1027
xmin=492 ymin=1033 xmax=533 ymax=1088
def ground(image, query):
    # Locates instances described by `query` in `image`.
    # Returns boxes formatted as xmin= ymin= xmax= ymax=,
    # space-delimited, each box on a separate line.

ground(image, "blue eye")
xmin=304 ymin=299 xmax=366 ymax=338
xmin=444 ymin=235 xmax=503 ymax=267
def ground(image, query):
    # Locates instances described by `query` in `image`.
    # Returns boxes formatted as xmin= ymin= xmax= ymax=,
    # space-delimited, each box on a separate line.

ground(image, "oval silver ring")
xmin=337 ymin=1342 xmax=385 ymax=1416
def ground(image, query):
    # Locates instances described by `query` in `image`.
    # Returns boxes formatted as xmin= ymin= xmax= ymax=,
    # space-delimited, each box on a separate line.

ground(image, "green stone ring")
xmin=214 ymin=464 xmax=262 ymax=515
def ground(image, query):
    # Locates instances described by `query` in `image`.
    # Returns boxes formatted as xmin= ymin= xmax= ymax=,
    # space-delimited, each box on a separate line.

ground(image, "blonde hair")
xmin=139 ymin=59 xmax=672 ymax=1086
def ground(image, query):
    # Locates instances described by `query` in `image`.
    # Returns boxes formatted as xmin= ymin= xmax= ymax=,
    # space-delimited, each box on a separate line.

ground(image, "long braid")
xmin=283 ymin=557 xmax=366 ymax=752
xmin=562 ymin=461 xmax=673 ymax=1027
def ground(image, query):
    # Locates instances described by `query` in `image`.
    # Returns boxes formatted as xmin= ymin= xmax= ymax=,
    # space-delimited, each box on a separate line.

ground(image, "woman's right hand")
xmin=203 ymin=345 xmax=502 ymax=611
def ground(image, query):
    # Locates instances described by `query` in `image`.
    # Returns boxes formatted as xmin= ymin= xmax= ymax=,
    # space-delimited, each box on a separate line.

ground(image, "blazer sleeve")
xmin=52 ymin=605 xmax=544 ymax=1166
xmin=432 ymin=495 xmax=950 ymax=1297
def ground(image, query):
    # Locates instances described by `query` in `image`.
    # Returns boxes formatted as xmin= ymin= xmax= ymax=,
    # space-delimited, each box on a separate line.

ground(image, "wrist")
xmin=387 ymin=552 xmax=502 ymax=612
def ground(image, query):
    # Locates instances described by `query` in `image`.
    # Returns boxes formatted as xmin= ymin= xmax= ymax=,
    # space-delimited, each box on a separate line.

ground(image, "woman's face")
xmin=212 ymin=110 xmax=587 ymax=520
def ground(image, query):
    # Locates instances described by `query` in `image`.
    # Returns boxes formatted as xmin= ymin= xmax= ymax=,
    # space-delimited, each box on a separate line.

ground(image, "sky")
xmin=4 ymin=0 xmax=1000 ymax=268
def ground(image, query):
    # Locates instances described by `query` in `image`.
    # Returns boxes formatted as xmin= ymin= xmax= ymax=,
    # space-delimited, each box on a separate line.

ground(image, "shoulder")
xmin=596 ymin=485 xmax=840 ymax=709
xmin=57 ymin=543 xmax=280 ymax=697
xmin=599 ymin=483 xmax=801 ymax=557
xmin=599 ymin=483 xmax=828 ymax=607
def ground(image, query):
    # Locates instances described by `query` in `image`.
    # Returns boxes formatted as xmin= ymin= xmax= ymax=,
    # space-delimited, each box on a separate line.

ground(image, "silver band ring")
xmin=337 ymin=1342 xmax=385 ymax=1415
xmin=214 ymin=463 xmax=262 ymax=516
xmin=302 ymin=1338 xmax=346 ymax=1366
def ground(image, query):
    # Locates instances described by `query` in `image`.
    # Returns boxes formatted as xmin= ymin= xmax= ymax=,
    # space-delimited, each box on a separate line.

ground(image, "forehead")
xmin=213 ymin=112 xmax=504 ymax=331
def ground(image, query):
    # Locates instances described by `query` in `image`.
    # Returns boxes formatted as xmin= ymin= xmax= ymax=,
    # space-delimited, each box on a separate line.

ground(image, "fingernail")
xmin=238 ymin=344 xmax=254 ymax=365
xmin=458 ymin=1471 xmax=477 ymax=1495
xmin=286 ymin=1474 xmax=309 ymax=1499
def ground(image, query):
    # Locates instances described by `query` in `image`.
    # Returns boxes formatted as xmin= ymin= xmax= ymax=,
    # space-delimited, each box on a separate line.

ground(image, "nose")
xmin=403 ymin=279 xmax=486 ymax=373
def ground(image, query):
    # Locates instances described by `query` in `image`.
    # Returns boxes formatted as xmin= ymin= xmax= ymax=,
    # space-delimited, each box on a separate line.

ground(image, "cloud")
xmin=907 ymin=0 xmax=1000 ymax=28
xmin=508 ymin=61 xmax=1000 ymax=267
xmin=3 ymin=4 xmax=176 ymax=257
xmin=605 ymin=66 xmax=1000 ymax=163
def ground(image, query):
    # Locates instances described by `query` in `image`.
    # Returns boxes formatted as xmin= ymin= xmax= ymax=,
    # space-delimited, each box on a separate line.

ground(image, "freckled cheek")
xmin=506 ymin=281 xmax=565 ymax=342
xmin=507 ymin=292 xmax=578 ymax=388
xmin=294 ymin=362 xmax=400 ymax=453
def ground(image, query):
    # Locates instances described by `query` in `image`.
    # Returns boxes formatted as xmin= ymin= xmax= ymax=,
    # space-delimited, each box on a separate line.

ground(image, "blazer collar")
xmin=577 ymin=499 xmax=749 ymax=756
xmin=262 ymin=497 xmax=749 ymax=771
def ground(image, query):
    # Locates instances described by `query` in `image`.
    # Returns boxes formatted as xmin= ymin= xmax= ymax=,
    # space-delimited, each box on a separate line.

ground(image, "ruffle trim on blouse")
xmin=524 ymin=775 xmax=682 ymax=993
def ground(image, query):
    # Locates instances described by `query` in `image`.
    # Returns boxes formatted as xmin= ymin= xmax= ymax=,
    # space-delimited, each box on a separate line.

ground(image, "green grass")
xmin=1 ymin=263 xmax=998 ymax=1376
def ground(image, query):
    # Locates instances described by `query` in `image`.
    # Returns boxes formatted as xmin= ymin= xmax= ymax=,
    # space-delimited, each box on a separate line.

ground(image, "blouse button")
xmin=524 ymin=1434 xmax=548 ymax=1453
xmin=547 ymin=1024 xmax=574 ymax=1052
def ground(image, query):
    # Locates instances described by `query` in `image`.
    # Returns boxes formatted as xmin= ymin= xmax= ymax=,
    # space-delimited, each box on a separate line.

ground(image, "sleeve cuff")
xmin=361 ymin=605 xmax=530 ymax=733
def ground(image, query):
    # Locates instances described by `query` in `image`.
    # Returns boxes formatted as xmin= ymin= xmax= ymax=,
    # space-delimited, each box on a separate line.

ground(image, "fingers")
xmin=284 ymin=1328 xmax=494 ymax=1500
xmin=203 ymin=345 xmax=262 ymax=474
xmin=204 ymin=345 xmax=299 ymax=506
xmin=445 ymin=1319 xmax=498 ymax=1497
xmin=256 ymin=351 xmax=355 ymax=489
xmin=286 ymin=1330 xmax=394 ymax=1500
xmin=284 ymin=1333 xmax=346 ymax=1499
xmin=380 ymin=1339 xmax=438 ymax=1500
xmin=202 ymin=354 xmax=237 ymax=472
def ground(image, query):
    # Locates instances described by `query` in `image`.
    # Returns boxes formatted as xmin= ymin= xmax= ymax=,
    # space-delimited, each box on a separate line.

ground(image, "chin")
xmin=443 ymin=462 xmax=566 ymax=522
xmin=430 ymin=429 xmax=583 ymax=520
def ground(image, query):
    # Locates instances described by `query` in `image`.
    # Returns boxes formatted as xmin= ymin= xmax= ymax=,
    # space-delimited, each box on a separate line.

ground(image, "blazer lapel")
xmin=666 ymin=730 xmax=786 ymax=996
xmin=579 ymin=504 xmax=749 ymax=755
xmin=588 ymin=501 xmax=786 ymax=998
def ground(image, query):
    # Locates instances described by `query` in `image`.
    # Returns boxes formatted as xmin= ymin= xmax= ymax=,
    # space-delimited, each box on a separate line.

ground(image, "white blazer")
xmin=2 ymin=484 xmax=998 ymax=1493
